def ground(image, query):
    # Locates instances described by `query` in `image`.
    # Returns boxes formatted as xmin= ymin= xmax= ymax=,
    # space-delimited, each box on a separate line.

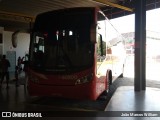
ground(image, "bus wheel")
xmin=107 ymin=70 xmax=112 ymax=93
xmin=119 ymin=73 xmax=123 ymax=78
xmin=108 ymin=70 xmax=112 ymax=85
xmin=106 ymin=78 xmax=110 ymax=93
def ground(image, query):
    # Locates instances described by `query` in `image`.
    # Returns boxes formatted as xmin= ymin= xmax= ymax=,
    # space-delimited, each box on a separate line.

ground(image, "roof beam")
xmin=91 ymin=0 xmax=134 ymax=12
xmin=0 ymin=10 xmax=35 ymax=23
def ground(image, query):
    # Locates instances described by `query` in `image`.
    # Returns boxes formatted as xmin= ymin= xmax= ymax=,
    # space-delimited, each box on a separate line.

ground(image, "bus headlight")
xmin=75 ymin=73 xmax=93 ymax=85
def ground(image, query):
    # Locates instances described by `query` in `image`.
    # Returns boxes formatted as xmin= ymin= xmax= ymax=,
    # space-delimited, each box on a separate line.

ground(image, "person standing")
xmin=0 ymin=55 xmax=10 ymax=88
xmin=21 ymin=54 xmax=29 ymax=83
xmin=17 ymin=56 xmax=22 ymax=73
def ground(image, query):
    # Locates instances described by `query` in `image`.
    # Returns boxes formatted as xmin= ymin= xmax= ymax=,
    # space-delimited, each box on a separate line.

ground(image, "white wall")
xmin=3 ymin=31 xmax=13 ymax=54
xmin=14 ymin=33 xmax=30 ymax=59
xmin=3 ymin=30 xmax=30 ymax=65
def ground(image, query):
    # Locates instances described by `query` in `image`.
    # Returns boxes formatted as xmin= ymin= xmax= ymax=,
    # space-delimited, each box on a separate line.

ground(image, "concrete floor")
xmin=0 ymin=69 xmax=160 ymax=120
xmin=47 ymin=86 xmax=160 ymax=120
xmin=106 ymin=86 xmax=160 ymax=111
xmin=104 ymin=86 xmax=160 ymax=120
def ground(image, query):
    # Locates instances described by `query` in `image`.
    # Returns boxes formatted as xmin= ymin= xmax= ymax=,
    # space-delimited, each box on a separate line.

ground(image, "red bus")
xmin=27 ymin=7 xmax=126 ymax=100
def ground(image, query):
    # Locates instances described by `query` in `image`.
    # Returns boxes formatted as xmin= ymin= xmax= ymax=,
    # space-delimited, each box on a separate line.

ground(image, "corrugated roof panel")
xmin=0 ymin=0 xmax=106 ymax=16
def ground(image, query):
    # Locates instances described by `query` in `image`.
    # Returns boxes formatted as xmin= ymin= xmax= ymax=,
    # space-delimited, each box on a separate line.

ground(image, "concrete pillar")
xmin=134 ymin=0 xmax=146 ymax=91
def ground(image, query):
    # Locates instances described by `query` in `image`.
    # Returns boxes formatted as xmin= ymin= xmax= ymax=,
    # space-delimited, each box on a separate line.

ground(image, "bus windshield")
xmin=30 ymin=9 xmax=95 ymax=73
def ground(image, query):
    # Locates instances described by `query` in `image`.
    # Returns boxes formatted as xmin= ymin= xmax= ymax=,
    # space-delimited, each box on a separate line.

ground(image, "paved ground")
xmin=0 ymin=69 xmax=160 ymax=113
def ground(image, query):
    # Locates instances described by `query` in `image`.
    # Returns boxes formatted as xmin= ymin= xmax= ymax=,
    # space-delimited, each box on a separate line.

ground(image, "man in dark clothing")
xmin=0 ymin=55 xmax=10 ymax=88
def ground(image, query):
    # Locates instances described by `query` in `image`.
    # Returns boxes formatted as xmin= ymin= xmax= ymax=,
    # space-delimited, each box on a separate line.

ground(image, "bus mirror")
xmin=12 ymin=30 xmax=20 ymax=48
xmin=97 ymin=34 xmax=105 ymax=56
xmin=90 ymin=24 xmax=96 ymax=43
xmin=99 ymin=35 xmax=103 ymax=56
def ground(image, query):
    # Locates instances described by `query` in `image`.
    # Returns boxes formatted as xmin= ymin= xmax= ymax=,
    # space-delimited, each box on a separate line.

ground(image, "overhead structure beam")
xmin=91 ymin=0 xmax=134 ymax=12
xmin=0 ymin=10 xmax=35 ymax=23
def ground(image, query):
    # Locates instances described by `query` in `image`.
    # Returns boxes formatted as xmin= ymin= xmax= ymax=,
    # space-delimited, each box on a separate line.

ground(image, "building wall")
xmin=1 ymin=27 xmax=30 ymax=71
xmin=3 ymin=31 xmax=30 ymax=60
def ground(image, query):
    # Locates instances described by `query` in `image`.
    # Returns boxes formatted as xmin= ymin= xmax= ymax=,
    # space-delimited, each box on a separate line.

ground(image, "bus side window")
xmin=34 ymin=43 xmax=38 ymax=52
xmin=38 ymin=38 xmax=44 ymax=52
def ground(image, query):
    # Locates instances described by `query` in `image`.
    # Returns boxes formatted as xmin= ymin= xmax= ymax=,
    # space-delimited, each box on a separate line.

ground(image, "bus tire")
xmin=119 ymin=73 xmax=123 ymax=78
xmin=107 ymin=70 xmax=112 ymax=85
xmin=107 ymin=70 xmax=112 ymax=93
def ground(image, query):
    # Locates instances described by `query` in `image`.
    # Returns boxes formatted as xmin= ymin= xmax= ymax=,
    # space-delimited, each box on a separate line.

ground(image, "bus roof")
xmin=33 ymin=7 xmax=96 ymax=31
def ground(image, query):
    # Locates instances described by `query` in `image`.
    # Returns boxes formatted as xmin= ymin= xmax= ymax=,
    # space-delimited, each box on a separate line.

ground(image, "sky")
xmin=109 ymin=8 xmax=160 ymax=34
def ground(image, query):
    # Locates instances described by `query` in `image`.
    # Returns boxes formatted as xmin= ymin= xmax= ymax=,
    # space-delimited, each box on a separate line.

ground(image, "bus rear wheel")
xmin=107 ymin=70 xmax=112 ymax=93
xmin=97 ymin=71 xmax=112 ymax=100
